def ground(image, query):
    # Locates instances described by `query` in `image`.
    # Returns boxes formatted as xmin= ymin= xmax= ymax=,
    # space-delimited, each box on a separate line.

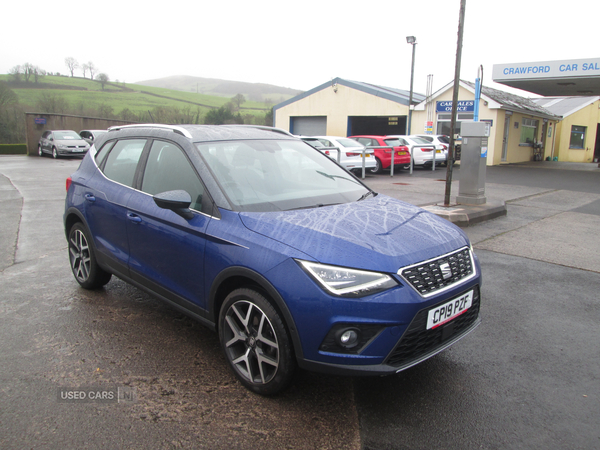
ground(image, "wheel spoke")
xmin=256 ymin=315 xmax=278 ymax=350
xmin=224 ymin=315 xmax=247 ymax=348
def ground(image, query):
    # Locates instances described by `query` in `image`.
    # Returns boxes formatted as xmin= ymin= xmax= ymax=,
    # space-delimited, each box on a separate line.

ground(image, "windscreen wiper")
xmin=357 ymin=191 xmax=377 ymax=202
xmin=315 ymin=171 xmax=361 ymax=186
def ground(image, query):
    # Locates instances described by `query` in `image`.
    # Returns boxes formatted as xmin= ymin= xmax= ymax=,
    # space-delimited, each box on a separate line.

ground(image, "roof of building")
xmin=530 ymin=96 xmax=600 ymax=118
xmin=414 ymin=80 xmax=560 ymax=120
xmin=274 ymin=77 xmax=426 ymax=111
xmin=462 ymin=81 xmax=557 ymax=117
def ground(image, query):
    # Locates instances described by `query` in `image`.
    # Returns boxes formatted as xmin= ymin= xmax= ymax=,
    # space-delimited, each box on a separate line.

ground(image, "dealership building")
xmin=274 ymin=58 xmax=600 ymax=165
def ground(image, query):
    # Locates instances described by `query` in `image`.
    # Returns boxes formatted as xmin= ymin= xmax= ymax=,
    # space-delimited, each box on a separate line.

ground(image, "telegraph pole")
xmin=444 ymin=0 xmax=467 ymax=206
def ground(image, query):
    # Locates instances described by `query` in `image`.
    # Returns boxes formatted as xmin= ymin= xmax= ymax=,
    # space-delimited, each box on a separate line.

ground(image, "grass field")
xmin=0 ymin=75 xmax=270 ymax=120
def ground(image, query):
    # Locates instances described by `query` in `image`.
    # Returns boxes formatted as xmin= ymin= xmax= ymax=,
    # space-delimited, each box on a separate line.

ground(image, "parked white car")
xmin=413 ymin=134 xmax=453 ymax=164
xmin=387 ymin=135 xmax=446 ymax=168
xmin=310 ymin=136 xmax=376 ymax=174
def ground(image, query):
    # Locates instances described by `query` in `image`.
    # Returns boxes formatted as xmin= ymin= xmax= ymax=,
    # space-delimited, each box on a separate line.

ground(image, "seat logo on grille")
xmin=440 ymin=263 xmax=452 ymax=280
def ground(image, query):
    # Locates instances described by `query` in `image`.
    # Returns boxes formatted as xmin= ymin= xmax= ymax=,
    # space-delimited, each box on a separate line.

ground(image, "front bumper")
xmin=267 ymin=255 xmax=482 ymax=375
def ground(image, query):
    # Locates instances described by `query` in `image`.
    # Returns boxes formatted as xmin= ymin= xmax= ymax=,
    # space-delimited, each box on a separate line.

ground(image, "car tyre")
xmin=38 ymin=145 xmax=44 ymax=157
xmin=68 ymin=222 xmax=112 ymax=289
xmin=219 ymin=288 xmax=295 ymax=395
xmin=369 ymin=157 xmax=383 ymax=174
xmin=52 ymin=147 xmax=58 ymax=159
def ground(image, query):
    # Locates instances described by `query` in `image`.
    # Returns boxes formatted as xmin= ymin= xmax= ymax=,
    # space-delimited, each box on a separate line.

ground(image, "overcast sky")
xmin=2 ymin=0 xmax=597 ymax=97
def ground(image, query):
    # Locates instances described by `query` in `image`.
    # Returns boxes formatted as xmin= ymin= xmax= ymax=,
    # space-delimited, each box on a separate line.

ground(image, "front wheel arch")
xmin=209 ymin=266 xmax=303 ymax=361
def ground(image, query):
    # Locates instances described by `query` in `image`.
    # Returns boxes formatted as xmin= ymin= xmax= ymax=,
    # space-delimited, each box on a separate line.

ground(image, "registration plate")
xmin=73 ymin=149 xmax=84 ymax=152
xmin=436 ymin=150 xmax=442 ymax=153
xmin=426 ymin=290 xmax=473 ymax=330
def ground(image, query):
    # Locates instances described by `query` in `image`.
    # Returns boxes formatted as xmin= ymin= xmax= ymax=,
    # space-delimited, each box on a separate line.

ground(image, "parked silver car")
xmin=38 ymin=130 xmax=90 ymax=159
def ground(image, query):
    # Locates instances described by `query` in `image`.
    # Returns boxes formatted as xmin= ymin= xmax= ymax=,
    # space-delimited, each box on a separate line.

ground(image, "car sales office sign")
xmin=436 ymin=101 xmax=475 ymax=113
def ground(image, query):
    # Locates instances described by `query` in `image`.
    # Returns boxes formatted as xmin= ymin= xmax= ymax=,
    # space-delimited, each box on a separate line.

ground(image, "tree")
xmin=81 ymin=63 xmax=88 ymax=78
xmin=85 ymin=62 xmax=97 ymax=79
xmin=232 ymin=93 xmax=246 ymax=109
xmin=9 ymin=65 xmax=22 ymax=83
xmin=98 ymin=103 xmax=114 ymax=118
xmin=263 ymin=107 xmax=274 ymax=126
xmin=65 ymin=57 xmax=79 ymax=77
xmin=204 ymin=103 xmax=244 ymax=125
xmin=37 ymin=92 xmax=69 ymax=114
xmin=97 ymin=73 xmax=109 ymax=90
xmin=32 ymin=66 xmax=45 ymax=83
xmin=22 ymin=63 xmax=35 ymax=82
xmin=0 ymin=81 xmax=18 ymax=109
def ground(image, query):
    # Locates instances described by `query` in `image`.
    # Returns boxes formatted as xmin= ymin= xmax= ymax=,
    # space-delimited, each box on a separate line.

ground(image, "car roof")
xmin=107 ymin=124 xmax=296 ymax=143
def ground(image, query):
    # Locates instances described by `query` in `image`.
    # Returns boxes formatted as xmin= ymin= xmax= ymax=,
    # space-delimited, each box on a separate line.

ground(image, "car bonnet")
xmin=238 ymin=195 xmax=468 ymax=273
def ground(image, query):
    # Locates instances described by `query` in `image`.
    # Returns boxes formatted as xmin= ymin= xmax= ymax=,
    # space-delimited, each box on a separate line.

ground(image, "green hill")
xmin=135 ymin=75 xmax=302 ymax=103
xmin=0 ymin=74 xmax=278 ymax=123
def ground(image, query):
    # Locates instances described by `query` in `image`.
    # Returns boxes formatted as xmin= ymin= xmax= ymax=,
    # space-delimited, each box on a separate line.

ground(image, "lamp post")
xmin=406 ymin=36 xmax=417 ymax=136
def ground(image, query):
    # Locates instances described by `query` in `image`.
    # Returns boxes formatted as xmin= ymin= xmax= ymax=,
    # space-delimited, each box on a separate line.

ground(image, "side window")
xmin=141 ymin=140 xmax=206 ymax=213
xmin=95 ymin=140 xmax=116 ymax=167
xmin=102 ymin=139 xmax=146 ymax=187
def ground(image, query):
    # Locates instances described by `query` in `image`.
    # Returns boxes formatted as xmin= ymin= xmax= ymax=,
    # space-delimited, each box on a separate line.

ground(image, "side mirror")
xmin=153 ymin=190 xmax=194 ymax=220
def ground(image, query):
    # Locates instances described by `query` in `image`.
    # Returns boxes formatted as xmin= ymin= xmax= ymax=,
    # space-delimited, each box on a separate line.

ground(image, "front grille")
xmin=385 ymin=285 xmax=480 ymax=368
xmin=399 ymin=247 xmax=474 ymax=297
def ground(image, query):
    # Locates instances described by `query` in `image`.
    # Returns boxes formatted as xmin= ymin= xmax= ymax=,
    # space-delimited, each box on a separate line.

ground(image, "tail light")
xmin=66 ymin=177 xmax=72 ymax=191
xmin=324 ymin=150 xmax=330 ymax=155
xmin=420 ymin=147 xmax=433 ymax=152
xmin=346 ymin=152 xmax=361 ymax=157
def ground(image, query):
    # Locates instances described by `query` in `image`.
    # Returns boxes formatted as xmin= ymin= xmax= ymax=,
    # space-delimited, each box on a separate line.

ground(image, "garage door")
xmin=290 ymin=117 xmax=327 ymax=136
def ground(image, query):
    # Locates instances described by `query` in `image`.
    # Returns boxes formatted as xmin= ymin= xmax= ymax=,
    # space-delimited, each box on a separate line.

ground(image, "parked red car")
xmin=349 ymin=135 xmax=411 ymax=174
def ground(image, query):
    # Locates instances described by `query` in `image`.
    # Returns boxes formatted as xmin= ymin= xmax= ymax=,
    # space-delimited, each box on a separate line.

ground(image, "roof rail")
xmin=220 ymin=124 xmax=294 ymax=137
xmin=107 ymin=124 xmax=193 ymax=138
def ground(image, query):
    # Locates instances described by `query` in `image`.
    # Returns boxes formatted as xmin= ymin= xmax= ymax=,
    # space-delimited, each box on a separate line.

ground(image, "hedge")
xmin=0 ymin=144 xmax=27 ymax=155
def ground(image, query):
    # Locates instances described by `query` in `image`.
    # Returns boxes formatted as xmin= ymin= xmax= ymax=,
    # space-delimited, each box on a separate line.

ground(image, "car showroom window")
xmin=520 ymin=118 xmax=539 ymax=145
xmin=569 ymin=125 xmax=586 ymax=149
xmin=141 ymin=140 xmax=206 ymax=213
xmin=101 ymin=139 xmax=146 ymax=187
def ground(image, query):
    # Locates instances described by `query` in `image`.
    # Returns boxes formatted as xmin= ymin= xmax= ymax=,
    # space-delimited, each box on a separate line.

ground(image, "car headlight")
xmin=297 ymin=260 xmax=398 ymax=298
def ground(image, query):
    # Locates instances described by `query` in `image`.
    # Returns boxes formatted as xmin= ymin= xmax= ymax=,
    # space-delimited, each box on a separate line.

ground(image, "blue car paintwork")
xmin=238 ymin=195 xmax=469 ymax=273
xmin=64 ymin=128 xmax=482 ymax=378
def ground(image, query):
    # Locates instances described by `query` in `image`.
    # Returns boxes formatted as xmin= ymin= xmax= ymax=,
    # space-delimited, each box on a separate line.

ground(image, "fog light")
xmin=336 ymin=328 xmax=360 ymax=349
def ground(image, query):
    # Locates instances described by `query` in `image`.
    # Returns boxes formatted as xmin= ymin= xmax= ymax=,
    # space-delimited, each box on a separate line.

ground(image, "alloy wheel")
xmin=222 ymin=300 xmax=279 ymax=385
xmin=69 ymin=228 xmax=91 ymax=283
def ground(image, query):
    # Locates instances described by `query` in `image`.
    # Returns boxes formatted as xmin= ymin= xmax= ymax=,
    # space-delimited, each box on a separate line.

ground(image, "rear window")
xmin=336 ymin=138 xmax=362 ymax=148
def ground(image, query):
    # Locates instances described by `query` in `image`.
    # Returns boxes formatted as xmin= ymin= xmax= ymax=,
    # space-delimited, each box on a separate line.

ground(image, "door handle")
xmin=84 ymin=193 xmax=96 ymax=203
xmin=127 ymin=212 xmax=142 ymax=223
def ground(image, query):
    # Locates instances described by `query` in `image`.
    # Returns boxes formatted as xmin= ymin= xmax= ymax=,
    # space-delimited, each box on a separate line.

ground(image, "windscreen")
xmin=197 ymin=139 xmax=371 ymax=212
xmin=54 ymin=131 xmax=82 ymax=140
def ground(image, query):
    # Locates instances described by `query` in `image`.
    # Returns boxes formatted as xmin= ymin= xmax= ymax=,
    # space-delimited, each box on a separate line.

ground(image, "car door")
xmin=82 ymin=138 xmax=147 ymax=276
xmin=41 ymin=131 xmax=52 ymax=152
xmin=126 ymin=139 xmax=212 ymax=310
